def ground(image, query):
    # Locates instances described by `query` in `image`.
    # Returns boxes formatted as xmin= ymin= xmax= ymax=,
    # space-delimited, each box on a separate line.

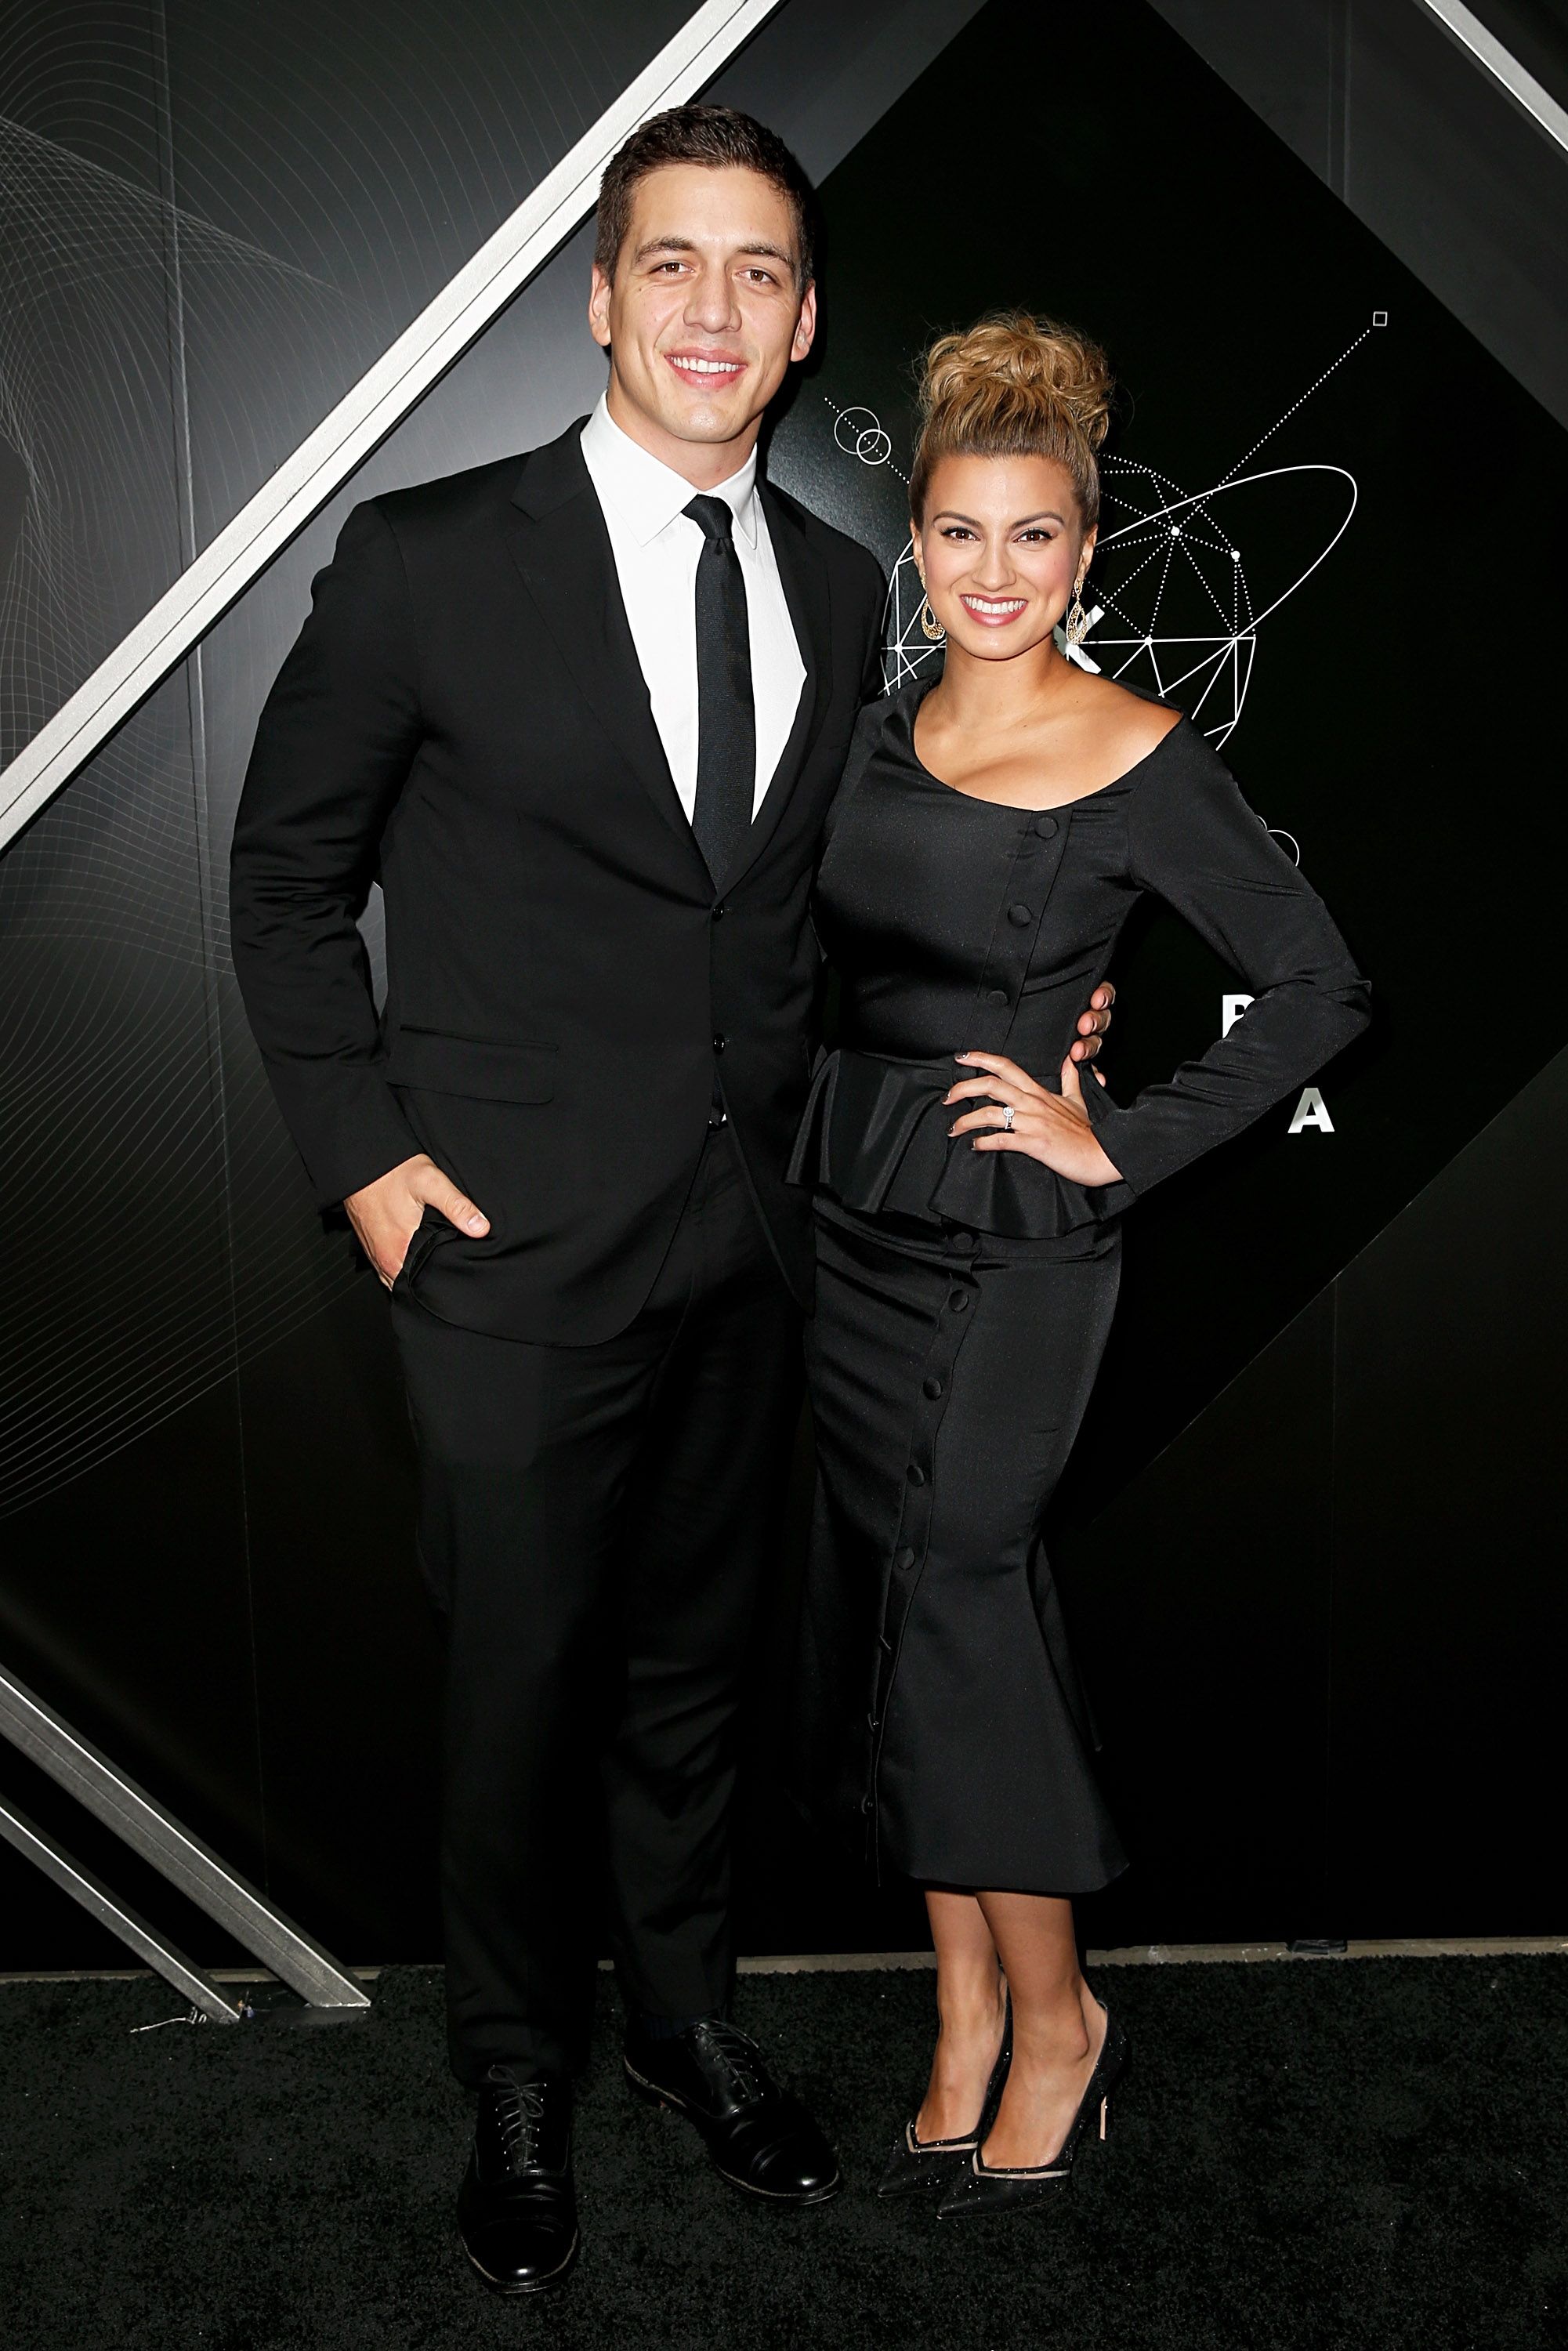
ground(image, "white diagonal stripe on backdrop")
xmin=1409 ymin=0 xmax=1568 ymax=155
xmin=0 ymin=0 xmax=784 ymax=854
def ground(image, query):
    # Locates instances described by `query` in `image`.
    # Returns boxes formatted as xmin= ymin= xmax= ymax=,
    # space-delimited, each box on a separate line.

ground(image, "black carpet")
xmin=2 ymin=1957 xmax=1563 ymax=2350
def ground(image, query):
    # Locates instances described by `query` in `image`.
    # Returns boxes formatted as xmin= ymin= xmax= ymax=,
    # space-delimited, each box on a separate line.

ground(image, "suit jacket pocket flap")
xmin=383 ymin=1028 xmax=557 ymax=1102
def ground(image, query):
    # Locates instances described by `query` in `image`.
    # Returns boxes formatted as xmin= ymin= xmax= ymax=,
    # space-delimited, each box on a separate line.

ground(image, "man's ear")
xmin=588 ymin=263 xmax=613 ymax=352
xmin=790 ymin=280 xmax=818 ymax=365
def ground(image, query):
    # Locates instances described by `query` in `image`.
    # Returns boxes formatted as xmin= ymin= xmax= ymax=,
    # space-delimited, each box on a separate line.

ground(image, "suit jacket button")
xmin=987 ymin=987 xmax=1009 ymax=1005
xmin=712 ymin=1033 xmax=726 ymax=1052
xmin=906 ymin=1462 xmax=927 ymax=1486
xmin=896 ymin=1547 xmax=916 ymax=1570
xmin=923 ymin=1375 xmax=944 ymax=1400
xmin=947 ymin=1289 xmax=970 ymax=1313
xmin=712 ymin=902 xmax=727 ymax=918
xmin=1008 ymin=903 xmax=1032 ymax=926
xmin=1034 ymin=813 xmax=1059 ymax=839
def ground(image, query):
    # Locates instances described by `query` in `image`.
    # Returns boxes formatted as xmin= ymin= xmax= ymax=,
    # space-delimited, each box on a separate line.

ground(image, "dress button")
xmin=1034 ymin=813 xmax=1059 ymax=839
xmin=906 ymin=1462 xmax=927 ymax=1486
xmin=896 ymin=1547 xmax=915 ymax=1570
xmin=712 ymin=1033 xmax=726 ymax=1052
xmin=987 ymin=987 xmax=1009 ymax=1006
xmin=946 ymin=1229 xmax=976 ymax=1255
xmin=923 ymin=1375 xmax=944 ymax=1400
xmin=861 ymin=1795 xmax=874 ymax=1815
xmin=1008 ymin=903 xmax=1032 ymax=926
xmin=867 ymin=1712 xmax=880 ymax=1733
xmin=712 ymin=902 xmax=727 ymax=919
xmin=947 ymin=1289 xmax=970 ymax=1313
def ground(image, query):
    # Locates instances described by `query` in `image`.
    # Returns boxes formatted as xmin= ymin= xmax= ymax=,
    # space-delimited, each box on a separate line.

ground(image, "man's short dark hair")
xmin=595 ymin=104 xmax=817 ymax=289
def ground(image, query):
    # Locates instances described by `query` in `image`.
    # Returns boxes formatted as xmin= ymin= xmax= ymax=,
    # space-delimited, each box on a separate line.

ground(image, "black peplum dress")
xmin=787 ymin=680 xmax=1371 ymax=1896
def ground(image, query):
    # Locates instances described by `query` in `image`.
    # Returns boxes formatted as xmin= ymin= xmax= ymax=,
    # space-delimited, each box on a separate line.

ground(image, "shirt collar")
xmin=581 ymin=394 xmax=760 ymax=550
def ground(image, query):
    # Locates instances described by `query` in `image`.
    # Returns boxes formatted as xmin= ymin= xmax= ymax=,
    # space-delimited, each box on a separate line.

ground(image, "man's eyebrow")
xmin=632 ymin=234 xmax=797 ymax=267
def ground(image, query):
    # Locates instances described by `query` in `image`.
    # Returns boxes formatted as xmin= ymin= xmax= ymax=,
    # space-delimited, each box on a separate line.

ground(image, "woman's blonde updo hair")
xmin=908 ymin=311 xmax=1114 ymax=531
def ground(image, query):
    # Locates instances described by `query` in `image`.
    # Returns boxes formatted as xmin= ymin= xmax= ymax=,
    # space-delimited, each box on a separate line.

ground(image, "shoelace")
xmin=492 ymin=2078 xmax=549 ymax=2173
xmin=693 ymin=2020 xmax=766 ymax=2107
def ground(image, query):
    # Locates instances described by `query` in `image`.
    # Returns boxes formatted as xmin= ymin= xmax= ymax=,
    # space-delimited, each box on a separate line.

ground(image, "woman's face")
xmin=914 ymin=453 xmax=1093 ymax=662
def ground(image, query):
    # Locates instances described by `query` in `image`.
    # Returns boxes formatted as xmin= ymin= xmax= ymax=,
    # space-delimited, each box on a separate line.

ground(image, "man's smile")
xmin=664 ymin=349 xmax=748 ymax=386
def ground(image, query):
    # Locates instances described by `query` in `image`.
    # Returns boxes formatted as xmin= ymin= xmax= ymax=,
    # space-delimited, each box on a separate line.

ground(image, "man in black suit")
xmin=230 ymin=105 xmax=1109 ymax=2295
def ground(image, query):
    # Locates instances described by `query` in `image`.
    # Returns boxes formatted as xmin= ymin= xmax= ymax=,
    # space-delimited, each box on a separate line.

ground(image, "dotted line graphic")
xmin=1146 ymin=536 xmax=1177 ymax=634
xmin=1177 ymin=534 xmax=1234 ymax=631
xmin=822 ymin=395 xmax=909 ymax=484
xmin=1216 ymin=327 xmax=1374 ymax=487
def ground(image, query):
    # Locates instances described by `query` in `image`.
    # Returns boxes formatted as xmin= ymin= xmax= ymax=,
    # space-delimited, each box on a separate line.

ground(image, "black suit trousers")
xmin=390 ymin=1125 xmax=802 ymax=2085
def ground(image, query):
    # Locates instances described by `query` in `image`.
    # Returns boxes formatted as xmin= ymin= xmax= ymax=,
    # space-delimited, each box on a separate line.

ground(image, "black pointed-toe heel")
xmin=878 ymin=1994 xmax=1013 ymax=2197
xmin=936 ymin=2001 xmax=1127 ymax=2219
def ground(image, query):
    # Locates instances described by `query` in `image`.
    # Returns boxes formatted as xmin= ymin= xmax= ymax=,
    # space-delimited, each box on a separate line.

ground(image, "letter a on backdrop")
xmin=1288 ymin=1087 xmax=1335 ymax=1135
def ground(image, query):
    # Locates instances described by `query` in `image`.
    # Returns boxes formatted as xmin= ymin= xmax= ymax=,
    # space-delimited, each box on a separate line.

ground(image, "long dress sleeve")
xmin=1081 ymin=724 xmax=1371 ymax=1195
xmin=229 ymin=498 xmax=425 ymax=1209
xmin=822 ymin=694 xmax=889 ymax=846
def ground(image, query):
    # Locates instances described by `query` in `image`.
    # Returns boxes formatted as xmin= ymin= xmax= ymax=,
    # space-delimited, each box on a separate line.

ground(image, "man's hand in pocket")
xmin=344 ymin=1155 xmax=490 ymax=1288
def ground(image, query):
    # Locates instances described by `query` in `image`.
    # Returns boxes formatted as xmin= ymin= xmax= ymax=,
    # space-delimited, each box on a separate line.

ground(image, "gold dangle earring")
xmin=1064 ymin=572 xmax=1090 ymax=651
xmin=918 ymin=578 xmax=945 ymax=642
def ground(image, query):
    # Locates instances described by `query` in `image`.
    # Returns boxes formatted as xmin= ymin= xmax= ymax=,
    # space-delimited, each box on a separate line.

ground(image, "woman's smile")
xmin=958 ymin=592 xmax=1029 ymax=625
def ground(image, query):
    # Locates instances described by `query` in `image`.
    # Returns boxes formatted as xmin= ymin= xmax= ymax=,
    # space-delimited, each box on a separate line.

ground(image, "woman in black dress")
xmin=788 ymin=315 xmax=1370 ymax=2215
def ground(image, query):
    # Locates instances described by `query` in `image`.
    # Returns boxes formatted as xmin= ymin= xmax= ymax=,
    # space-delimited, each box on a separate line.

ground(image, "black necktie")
xmin=684 ymin=494 xmax=755 ymax=886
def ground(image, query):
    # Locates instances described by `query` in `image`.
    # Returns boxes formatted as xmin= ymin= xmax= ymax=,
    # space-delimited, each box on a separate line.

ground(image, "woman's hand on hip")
xmin=1069 ymin=980 xmax=1115 ymax=1069
xmin=944 ymin=1051 xmax=1124 ymax=1187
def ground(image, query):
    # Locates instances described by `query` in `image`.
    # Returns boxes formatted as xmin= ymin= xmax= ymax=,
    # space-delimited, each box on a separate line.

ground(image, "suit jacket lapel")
xmin=505 ymin=425 xmax=704 ymax=868
xmin=721 ymin=484 xmax=833 ymax=890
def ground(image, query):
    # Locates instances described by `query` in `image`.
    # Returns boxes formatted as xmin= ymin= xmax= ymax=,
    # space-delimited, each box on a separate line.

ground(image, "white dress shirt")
xmin=580 ymin=395 xmax=806 ymax=823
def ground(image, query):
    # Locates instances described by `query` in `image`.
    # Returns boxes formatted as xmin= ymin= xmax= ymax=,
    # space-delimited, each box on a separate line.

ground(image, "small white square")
xmin=1372 ymin=310 xmax=1389 ymax=326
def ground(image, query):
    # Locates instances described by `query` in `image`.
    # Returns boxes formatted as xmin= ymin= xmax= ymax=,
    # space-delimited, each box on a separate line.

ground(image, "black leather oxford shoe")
xmin=624 ymin=2016 xmax=842 ymax=2204
xmin=457 ymin=2067 xmax=578 ymax=2295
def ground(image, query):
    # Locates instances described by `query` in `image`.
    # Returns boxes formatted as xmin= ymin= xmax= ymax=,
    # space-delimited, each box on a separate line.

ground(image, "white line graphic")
xmin=0 ymin=0 xmax=784 ymax=855
xmin=838 ymin=321 xmax=1378 ymax=744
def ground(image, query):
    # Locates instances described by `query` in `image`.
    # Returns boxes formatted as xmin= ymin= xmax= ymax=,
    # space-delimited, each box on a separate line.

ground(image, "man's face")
xmin=588 ymin=163 xmax=816 ymax=474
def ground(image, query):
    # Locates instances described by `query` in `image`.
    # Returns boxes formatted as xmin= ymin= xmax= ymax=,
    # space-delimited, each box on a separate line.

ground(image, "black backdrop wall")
xmin=1 ymin=0 xmax=1563 ymax=1969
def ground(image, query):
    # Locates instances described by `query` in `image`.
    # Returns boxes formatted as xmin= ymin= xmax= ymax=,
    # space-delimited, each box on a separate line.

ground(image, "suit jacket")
xmin=229 ymin=420 xmax=886 ymax=1342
